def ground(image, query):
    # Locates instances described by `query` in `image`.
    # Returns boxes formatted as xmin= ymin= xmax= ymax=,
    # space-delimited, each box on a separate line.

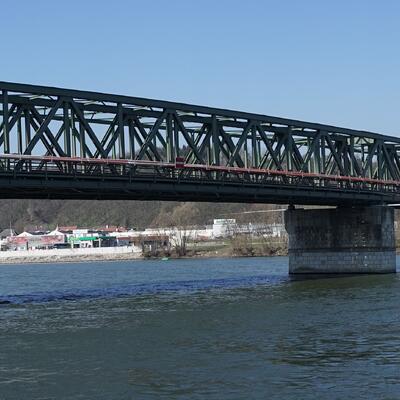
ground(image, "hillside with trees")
xmin=0 ymin=199 xmax=284 ymax=233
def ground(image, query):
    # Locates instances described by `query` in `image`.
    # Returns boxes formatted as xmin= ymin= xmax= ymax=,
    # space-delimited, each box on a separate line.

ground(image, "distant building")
xmin=68 ymin=228 xmax=116 ymax=248
xmin=58 ymin=226 xmax=77 ymax=232
xmin=212 ymin=219 xmax=236 ymax=238
xmin=48 ymin=228 xmax=65 ymax=237
xmin=0 ymin=228 xmax=17 ymax=240
xmin=7 ymin=230 xmax=65 ymax=250
xmin=96 ymin=226 xmax=127 ymax=233
xmin=0 ymin=229 xmax=17 ymax=250
xmin=139 ymin=234 xmax=170 ymax=254
xmin=17 ymin=231 xmax=33 ymax=237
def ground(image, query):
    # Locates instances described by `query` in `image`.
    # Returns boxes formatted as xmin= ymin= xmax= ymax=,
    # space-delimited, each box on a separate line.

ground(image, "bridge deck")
xmin=1 ymin=81 xmax=400 ymax=204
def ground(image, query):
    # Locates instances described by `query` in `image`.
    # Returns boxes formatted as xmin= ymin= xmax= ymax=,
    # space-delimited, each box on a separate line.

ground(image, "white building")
xmin=212 ymin=219 xmax=236 ymax=238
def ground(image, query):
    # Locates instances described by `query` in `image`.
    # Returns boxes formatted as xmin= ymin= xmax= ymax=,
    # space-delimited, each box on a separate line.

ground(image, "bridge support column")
xmin=284 ymin=206 xmax=396 ymax=274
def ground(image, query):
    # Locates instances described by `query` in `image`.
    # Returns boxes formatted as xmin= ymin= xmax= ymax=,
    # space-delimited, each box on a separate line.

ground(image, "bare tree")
xmin=228 ymin=223 xmax=255 ymax=257
xmin=152 ymin=203 xmax=201 ymax=257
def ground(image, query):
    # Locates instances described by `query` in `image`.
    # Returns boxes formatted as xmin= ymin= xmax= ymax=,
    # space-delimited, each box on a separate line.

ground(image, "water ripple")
xmin=0 ymin=274 xmax=287 ymax=305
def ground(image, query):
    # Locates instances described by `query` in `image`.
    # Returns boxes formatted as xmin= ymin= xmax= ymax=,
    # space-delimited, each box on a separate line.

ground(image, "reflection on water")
xmin=0 ymin=257 xmax=399 ymax=399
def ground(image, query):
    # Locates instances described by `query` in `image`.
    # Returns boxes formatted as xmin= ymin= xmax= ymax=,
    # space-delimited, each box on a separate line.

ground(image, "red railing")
xmin=0 ymin=153 xmax=399 ymax=188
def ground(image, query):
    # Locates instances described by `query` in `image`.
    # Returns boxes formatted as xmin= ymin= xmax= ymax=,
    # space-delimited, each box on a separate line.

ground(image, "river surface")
xmin=0 ymin=256 xmax=399 ymax=399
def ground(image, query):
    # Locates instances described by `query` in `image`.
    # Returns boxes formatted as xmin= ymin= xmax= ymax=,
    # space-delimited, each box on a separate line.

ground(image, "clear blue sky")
xmin=2 ymin=0 xmax=399 ymax=135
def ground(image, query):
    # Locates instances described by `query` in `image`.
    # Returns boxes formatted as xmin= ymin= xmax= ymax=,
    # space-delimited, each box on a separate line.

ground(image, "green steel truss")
xmin=1 ymin=81 xmax=400 ymax=205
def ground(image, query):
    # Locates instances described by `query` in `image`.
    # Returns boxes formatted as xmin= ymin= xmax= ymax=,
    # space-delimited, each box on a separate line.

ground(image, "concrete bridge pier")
xmin=284 ymin=206 xmax=396 ymax=274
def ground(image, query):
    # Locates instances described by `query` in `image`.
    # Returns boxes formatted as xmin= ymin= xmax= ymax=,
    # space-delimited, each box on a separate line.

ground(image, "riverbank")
xmin=0 ymin=241 xmax=288 ymax=264
xmin=0 ymin=246 xmax=143 ymax=264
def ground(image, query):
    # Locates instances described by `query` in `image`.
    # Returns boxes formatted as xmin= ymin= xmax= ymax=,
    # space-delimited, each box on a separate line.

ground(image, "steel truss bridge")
xmin=1 ymin=81 xmax=400 ymax=205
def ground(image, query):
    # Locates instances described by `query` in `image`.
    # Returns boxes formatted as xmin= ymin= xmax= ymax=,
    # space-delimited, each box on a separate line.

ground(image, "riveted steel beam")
xmin=0 ymin=81 xmax=400 ymax=204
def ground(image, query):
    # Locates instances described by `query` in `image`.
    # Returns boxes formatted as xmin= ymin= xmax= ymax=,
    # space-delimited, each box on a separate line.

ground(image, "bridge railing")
xmin=1 ymin=154 xmax=399 ymax=195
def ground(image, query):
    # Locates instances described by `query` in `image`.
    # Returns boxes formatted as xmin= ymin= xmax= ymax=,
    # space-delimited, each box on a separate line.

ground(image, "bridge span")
xmin=0 ymin=81 xmax=398 ymax=274
xmin=1 ymin=81 xmax=400 ymax=205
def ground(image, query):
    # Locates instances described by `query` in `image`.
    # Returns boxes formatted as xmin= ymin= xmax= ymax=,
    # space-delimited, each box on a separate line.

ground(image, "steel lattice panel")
xmin=1 ymin=81 xmax=400 ymax=205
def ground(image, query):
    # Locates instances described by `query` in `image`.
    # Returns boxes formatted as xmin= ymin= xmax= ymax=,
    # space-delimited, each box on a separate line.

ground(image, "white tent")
xmin=17 ymin=231 xmax=33 ymax=237
xmin=48 ymin=229 xmax=64 ymax=236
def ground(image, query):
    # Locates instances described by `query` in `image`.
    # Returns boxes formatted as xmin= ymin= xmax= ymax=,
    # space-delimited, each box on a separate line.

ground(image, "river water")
xmin=0 ymin=257 xmax=399 ymax=399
